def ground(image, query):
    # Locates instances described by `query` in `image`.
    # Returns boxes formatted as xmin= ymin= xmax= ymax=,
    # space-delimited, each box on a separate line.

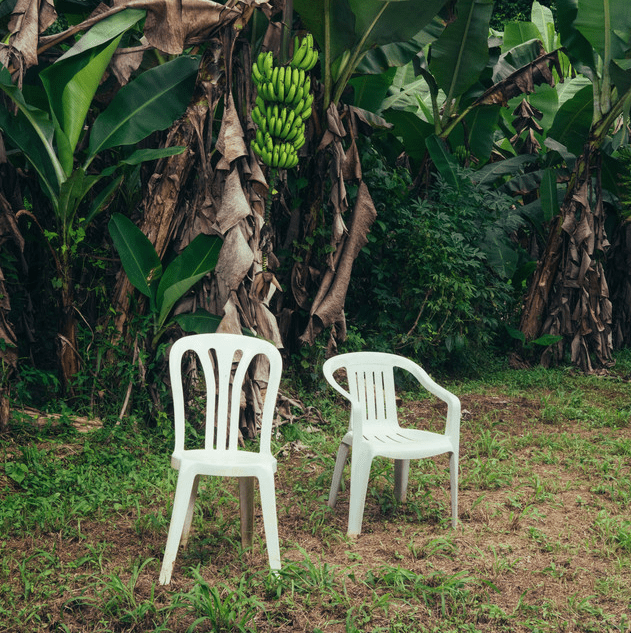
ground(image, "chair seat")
xmin=344 ymin=428 xmax=455 ymax=459
xmin=172 ymin=449 xmax=277 ymax=476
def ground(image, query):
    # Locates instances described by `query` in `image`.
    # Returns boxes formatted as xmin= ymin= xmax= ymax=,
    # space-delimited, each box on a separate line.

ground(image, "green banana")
xmin=285 ymin=82 xmax=297 ymax=105
xmin=280 ymin=109 xmax=295 ymax=138
xmin=300 ymin=106 xmax=312 ymax=121
xmin=279 ymin=147 xmax=288 ymax=169
xmin=267 ymin=115 xmax=277 ymax=137
xmin=291 ymin=36 xmax=308 ymax=68
xmin=267 ymin=80 xmax=276 ymax=101
xmin=294 ymin=132 xmax=305 ymax=150
xmin=308 ymin=50 xmax=319 ymax=71
xmin=291 ymin=86 xmax=304 ymax=108
xmin=263 ymin=51 xmax=273 ymax=79
xmin=284 ymin=65 xmax=292 ymax=94
xmin=286 ymin=121 xmax=303 ymax=142
xmin=252 ymin=63 xmax=263 ymax=85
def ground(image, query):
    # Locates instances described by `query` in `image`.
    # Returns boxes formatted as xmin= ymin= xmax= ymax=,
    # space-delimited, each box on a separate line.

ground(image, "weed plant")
xmin=1 ymin=354 xmax=631 ymax=631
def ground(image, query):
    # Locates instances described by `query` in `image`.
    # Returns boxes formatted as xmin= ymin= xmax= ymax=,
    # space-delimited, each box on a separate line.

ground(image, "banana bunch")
xmin=250 ymin=35 xmax=318 ymax=169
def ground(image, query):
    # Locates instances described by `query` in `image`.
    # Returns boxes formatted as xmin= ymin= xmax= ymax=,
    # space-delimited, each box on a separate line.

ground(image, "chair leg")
xmin=393 ymin=459 xmax=410 ymax=502
xmin=328 ymin=442 xmax=350 ymax=508
xmin=181 ymin=474 xmax=200 ymax=549
xmin=347 ymin=449 xmax=372 ymax=537
xmin=450 ymin=452 xmax=458 ymax=528
xmin=258 ymin=471 xmax=281 ymax=571
xmin=160 ymin=467 xmax=197 ymax=585
xmin=239 ymin=476 xmax=255 ymax=549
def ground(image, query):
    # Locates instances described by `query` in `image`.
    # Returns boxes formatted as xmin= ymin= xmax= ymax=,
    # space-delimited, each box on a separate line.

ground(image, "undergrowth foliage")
xmin=348 ymin=150 xmax=519 ymax=367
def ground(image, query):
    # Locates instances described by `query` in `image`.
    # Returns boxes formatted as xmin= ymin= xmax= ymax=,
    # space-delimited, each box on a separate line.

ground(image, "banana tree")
xmin=519 ymin=0 xmax=631 ymax=370
xmin=0 ymin=9 xmax=200 ymax=389
xmin=108 ymin=213 xmax=223 ymax=348
xmin=270 ymin=0 xmax=450 ymax=346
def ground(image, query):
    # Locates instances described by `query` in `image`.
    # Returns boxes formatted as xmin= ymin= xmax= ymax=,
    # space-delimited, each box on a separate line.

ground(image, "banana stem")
xmin=262 ymin=168 xmax=278 ymax=272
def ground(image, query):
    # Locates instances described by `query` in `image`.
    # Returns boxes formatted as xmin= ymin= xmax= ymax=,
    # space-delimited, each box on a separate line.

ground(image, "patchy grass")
xmin=1 ymin=358 xmax=631 ymax=632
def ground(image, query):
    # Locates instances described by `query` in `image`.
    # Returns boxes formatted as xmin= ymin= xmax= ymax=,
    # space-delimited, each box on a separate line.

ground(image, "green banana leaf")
xmin=293 ymin=0 xmax=355 ymax=63
xmin=293 ymin=0 xmax=447 ymax=104
xmin=155 ymin=234 xmax=223 ymax=329
xmin=382 ymin=109 xmax=434 ymax=172
xmin=547 ymin=84 xmax=593 ymax=156
xmin=173 ymin=310 xmax=255 ymax=337
xmin=425 ymin=134 xmax=460 ymax=189
xmin=348 ymin=0 xmax=448 ymax=49
xmin=172 ymin=310 xmax=223 ymax=335
xmin=348 ymin=68 xmax=396 ymax=112
xmin=119 ymin=147 xmax=187 ymax=166
xmin=501 ymin=22 xmax=542 ymax=54
xmin=539 ymin=168 xmax=561 ymax=222
xmin=473 ymin=154 xmax=537 ymax=188
xmin=574 ymin=0 xmax=631 ymax=61
xmin=86 ymin=55 xmax=200 ymax=163
xmin=531 ymin=0 xmax=556 ymax=52
xmin=40 ymin=9 xmax=145 ymax=174
xmin=0 ymin=66 xmax=64 ymax=194
xmin=462 ymin=105 xmax=501 ymax=163
xmin=556 ymin=0 xmax=596 ymax=72
xmin=83 ymin=174 xmax=124 ymax=226
xmin=429 ymin=0 xmax=494 ymax=104
xmin=55 ymin=9 xmax=145 ymax=62
xmin=108 ymin=213 xmax=162 ymax=303
xmin=494 ymin=39 xmax=548 ymax=82
xmin=58 ymin=168 xmax=101 ymax=229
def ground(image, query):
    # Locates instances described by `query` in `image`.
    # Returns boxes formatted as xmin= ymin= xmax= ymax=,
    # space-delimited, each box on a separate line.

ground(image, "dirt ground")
xmin=3 ymin=391 xmax=631 ymax=632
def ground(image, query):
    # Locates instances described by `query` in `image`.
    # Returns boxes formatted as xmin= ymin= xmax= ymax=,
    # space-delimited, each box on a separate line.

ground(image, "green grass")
xmin=1 ymin=355 xmax=631 ymax=631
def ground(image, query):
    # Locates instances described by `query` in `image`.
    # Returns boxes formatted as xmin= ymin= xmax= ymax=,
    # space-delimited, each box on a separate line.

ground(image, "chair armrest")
xmin=399 ymin=358 xmax=461 ymax=441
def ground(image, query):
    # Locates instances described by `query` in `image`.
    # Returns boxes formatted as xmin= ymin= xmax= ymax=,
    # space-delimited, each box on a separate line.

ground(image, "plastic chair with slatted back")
xmin=323 ymin=352 xmax=460 ymax=536
xmin=159 ymin=333 xmax=282 ymax=584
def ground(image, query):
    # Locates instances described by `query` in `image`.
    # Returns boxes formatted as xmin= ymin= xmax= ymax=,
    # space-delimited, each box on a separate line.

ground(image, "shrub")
xmin=347 ymin=149 xmax=521 ymax=368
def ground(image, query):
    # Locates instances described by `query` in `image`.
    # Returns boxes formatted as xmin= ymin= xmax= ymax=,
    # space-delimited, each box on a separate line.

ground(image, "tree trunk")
xmin=519 ymin=149 xmax=614 ymax=370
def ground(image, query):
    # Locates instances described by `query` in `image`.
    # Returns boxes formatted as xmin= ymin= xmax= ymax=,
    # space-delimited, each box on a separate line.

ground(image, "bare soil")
xmin=2 ymin=391 xmax=631 ymax=632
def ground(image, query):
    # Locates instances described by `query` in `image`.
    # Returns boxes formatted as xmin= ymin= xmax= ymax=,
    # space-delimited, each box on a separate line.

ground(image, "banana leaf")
xmin=429 ymin=0 xmax=494 ymax=104
xmin=108 ymin=213 xmax=162 ymax=304
xmin=425 ymin=134 xmax=459 ymax=189
xmin=0 ymin=66 xmax=64 ymax=194
xmin=547 ymin=84 xmax=593 ymax=156
xmin=156 ymin=234 xmax=223 ymax=329
xmin=40 ymin=9 xmax=145 ymax=173
xmin=87 ymin=55 xmax=200 ymax=163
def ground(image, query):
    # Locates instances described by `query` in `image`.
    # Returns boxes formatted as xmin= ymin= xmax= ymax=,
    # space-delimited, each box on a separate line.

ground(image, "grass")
xmin=1 ymin=355 xmax=631 ymax=632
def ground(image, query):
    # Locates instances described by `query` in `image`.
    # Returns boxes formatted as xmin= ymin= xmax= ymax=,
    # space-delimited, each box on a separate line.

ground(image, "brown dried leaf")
xmin=476 ymin=49 xmax=560 ymax=107
xmin=214 ymin=225 xmax=254 ymax=307
xmin=300 ymin=181 xmax=377 ymax=344
xmin=216 ymin=93 xmax=248 ymax=166
xmin=5 ymin=0 xmax=56 ymax=68
xmin=110 ymin=46 xmax=146 ymax=85
xmin=214 ymin=168 xmax=252 ymax=235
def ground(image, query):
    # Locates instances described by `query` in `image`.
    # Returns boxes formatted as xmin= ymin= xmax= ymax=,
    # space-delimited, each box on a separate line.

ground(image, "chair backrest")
xmin=323 ymin=352 xmax=401 ymax=436
xmin=323 ymin=352 xmax=460 ymax=440
xmin=169 ymin=333 xmax=282 ymax=455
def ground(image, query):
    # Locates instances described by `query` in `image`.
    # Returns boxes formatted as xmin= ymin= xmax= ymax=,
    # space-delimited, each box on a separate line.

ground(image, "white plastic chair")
xmin=159 ymin=333 xmax=282 ymax=585
xmin=323 ymin=352 xmax=460 ymax=536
